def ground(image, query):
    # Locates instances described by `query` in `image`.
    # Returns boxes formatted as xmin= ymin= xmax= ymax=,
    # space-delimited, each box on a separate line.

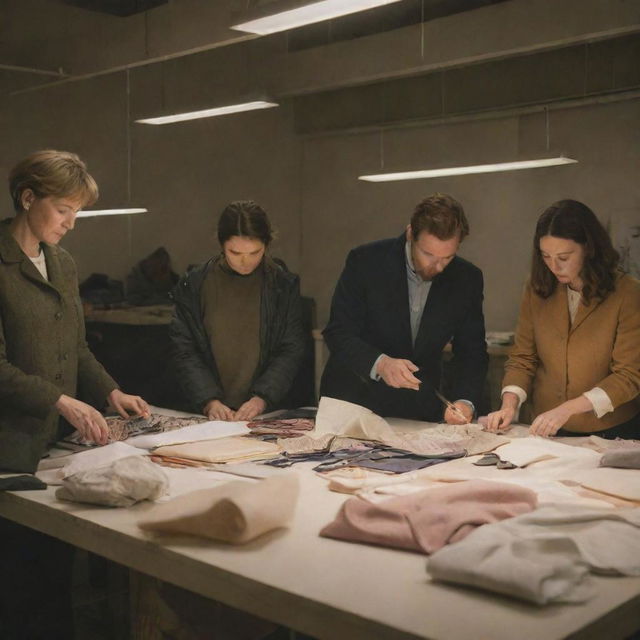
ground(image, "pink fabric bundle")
xmin=320 ymin=480 xmax=537 ymax=554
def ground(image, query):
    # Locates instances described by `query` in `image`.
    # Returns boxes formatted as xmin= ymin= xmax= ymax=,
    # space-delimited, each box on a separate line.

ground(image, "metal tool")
xmin=432 ymin=388 xmax=469 ymax=423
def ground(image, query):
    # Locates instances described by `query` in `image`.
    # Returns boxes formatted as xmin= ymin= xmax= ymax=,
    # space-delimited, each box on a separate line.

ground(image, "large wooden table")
xmin=1 ymin=447 xmax=639 ymax=640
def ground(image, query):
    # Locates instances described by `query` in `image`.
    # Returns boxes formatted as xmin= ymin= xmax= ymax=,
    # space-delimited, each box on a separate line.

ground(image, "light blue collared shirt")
xmin=370 ymin=241 xmax=431 ymax=379
xmin=405 ymin=240 xmax=432 ymax=345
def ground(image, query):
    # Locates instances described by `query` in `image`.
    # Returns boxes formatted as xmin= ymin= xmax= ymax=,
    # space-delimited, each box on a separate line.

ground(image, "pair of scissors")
xmin=415 ymin=369 xmax=470 ymax=423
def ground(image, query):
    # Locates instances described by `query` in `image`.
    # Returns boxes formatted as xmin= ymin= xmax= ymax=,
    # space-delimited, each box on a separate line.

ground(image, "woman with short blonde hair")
xmin=0 ymin=149 xmax=150 ymax=638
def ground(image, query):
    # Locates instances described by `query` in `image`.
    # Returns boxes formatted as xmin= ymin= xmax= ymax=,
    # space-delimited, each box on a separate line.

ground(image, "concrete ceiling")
xmin=0 ymin=0 xmax=639 ymax=106
xmin=51 ymin=0 xmax=168 ymax=17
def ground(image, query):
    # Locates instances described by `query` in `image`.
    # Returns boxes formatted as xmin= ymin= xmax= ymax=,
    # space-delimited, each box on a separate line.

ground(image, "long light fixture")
xmin=358 ymin=157 xmax=578 ymax=182
xmin=78 ymin=208 xmax=148 ymax=218
xmin=135 ymin=100 xmax=279 ymax=125
xmin=232 ymin=0 xmax=403 ymax=35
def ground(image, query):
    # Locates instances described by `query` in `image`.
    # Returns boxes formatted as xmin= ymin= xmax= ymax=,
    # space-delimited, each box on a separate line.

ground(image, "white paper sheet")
xmin=126 ymin=420 xmax=249 ymax=449
xmin=61 ymin=441 xmax=145 ymax=478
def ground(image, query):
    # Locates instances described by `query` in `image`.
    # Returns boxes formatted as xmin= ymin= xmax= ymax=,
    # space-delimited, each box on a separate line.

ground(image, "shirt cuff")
xmin=370 ymin=354 xmax=385 ymax=381
xmin=502 ymin=385 xmax=527 ymax=409
xmin=583 ymin=387 xmax=614 ymax=418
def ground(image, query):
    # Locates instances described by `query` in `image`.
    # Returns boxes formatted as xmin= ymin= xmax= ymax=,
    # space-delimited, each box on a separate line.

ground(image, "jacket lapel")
xmin=548 ymin=284 xmax=570 ymax=337
xmin=0 ymin=219 xmax=60 ymax=297
xmin=570 ymin=295 xmax=601 ymax=333
xmin=42 ymin=244 xmax=66 ymax=297
xmin=386 ymin=235 xmax=413 ymax=355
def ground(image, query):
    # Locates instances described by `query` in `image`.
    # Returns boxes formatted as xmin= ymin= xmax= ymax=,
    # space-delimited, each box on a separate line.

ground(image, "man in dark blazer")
xmin=321 ymin=193 xmax=488 ymax=422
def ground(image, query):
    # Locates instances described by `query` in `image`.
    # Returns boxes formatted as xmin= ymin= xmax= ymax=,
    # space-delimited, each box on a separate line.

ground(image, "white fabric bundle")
xmin=56 ymin=455 xmax=169 ymax=507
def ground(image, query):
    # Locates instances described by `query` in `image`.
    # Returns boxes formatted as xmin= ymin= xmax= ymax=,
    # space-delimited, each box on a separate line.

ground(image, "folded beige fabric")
xmin=56 ymin=456 xmax=169 ymax=507
xmin=138 ymin=474 xmax=299 ymax=544
xmin=570 ymin=468 xmax=640 ymax=501
xmin=152 ymin=436 xmax=280 ymax=464
xmin=320 ymin=479 xmax=537 ymax=554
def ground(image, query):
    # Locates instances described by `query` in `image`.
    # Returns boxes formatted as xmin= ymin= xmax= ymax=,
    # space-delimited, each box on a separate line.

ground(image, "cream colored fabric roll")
xmin=138 ymin=474 xmax=299 ymax=544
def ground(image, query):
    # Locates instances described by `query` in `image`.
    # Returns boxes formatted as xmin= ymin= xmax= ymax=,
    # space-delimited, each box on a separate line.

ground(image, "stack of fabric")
xmin=150 ymin=436 xmax=281 ymax=468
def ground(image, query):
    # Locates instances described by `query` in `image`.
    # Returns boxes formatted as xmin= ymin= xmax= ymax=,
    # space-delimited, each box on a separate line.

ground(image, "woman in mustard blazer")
xmin=487 ymin=199 xmax=640 ymax=438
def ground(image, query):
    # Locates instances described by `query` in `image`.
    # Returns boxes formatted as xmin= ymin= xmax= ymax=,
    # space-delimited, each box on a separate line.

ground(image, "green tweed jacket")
xmin=0 ymin=218 xmax=117 ymax=472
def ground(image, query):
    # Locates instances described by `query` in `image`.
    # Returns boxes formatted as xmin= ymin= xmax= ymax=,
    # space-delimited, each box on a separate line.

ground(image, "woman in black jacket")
xmin=170 ymin=200 xmax=305 ymax=421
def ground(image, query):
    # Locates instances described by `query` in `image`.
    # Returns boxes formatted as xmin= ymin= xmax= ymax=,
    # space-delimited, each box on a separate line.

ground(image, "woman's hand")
xmin=529 ymin=396 xmax=594 ymax=437
xmin=55 ymin=394 xmax=110 ymax=445
xmin=485 ymin=392 xmax=520 ymax=432
xmin=485 ymin=406 xmax=517 ymax=432
xmin=529 ymin=406 xmax=572 ymax=437
xmin=204 ymin=399 xmax=235 ymax=421
xmin=107 ymin=389 xmax=150 ymax=419
xmin=234 ymin=396 xmax=267 ymax=422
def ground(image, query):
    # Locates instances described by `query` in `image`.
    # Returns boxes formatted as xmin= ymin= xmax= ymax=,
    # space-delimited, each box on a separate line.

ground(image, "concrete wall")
xmin=2 ymin=67 xmax=303 ymax=283
xmin=1 ymin=0 xmax=639 ymax=333
xmin=300 ymin=99 xmax=640 ymax=330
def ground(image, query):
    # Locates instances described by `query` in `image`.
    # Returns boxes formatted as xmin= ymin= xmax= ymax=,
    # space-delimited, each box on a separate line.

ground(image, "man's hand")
xmin=204 ymin=399 xmax=235 ymax=421
xmin=376 ymin=356 xmax=421 ymax=390
xmin=107 ymin=389 xmax=149 ymax=419
xmin=444 ymin=401 xmax=473 ymax=424
xmin=55 ymin=394 xmax=110 ymax=445
xmin=234 ymin=396 xmax=267 ymax=421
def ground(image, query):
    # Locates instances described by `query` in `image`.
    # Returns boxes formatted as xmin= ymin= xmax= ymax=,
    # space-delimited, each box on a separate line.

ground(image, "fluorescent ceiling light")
xmin=78 ymin=208 xmax=148 ymax=218
xmin=232 ymin=0 xmax=403 ymax=35
xmin=358 ymin=157 xmax=578 ymax=182
xmin=135 ymin=100 xmax=279 ymax=125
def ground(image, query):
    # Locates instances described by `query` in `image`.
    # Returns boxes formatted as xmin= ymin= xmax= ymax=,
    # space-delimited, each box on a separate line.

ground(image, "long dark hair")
xmin=217 ymin=200 xmax=273 ymax=247
xmin=531 ymin=199 xmax=619 ymax=303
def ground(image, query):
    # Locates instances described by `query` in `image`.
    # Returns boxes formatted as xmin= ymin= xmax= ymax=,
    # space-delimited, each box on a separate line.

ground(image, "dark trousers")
xmin=0 ymin=518 xmax=75 ymax=640
xmin=558 ymin=412 xmax=640 ymax=440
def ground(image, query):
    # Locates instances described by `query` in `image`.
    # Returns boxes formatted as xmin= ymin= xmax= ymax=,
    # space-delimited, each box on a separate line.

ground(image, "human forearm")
xmin=529 ymin=395 xmax=595 ymax=437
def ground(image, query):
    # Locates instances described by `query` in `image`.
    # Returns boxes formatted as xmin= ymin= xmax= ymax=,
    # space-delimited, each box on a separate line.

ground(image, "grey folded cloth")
xmin=56 ymin=456 xmax=169 ymax=507
xmin=600 ymin=448 xmax=640 ymax=469
xmin=427 ymin=505 xmax=640 ymax=605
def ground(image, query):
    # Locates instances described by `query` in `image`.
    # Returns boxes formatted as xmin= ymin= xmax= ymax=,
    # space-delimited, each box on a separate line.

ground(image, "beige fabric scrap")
xmin=570 ymin=467 xmax=640 ymax=502
xmin=314 ymin=396 xmax=397 ymax=441
xmin=138 ymin=474 xmax=299 ymax=544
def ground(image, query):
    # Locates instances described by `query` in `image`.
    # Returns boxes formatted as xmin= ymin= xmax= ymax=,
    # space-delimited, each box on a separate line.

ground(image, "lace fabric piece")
xmin=247 ymin=418 xmax=315 ymax=438
xmin=62 ymin=413 xmax=208 ymax=447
